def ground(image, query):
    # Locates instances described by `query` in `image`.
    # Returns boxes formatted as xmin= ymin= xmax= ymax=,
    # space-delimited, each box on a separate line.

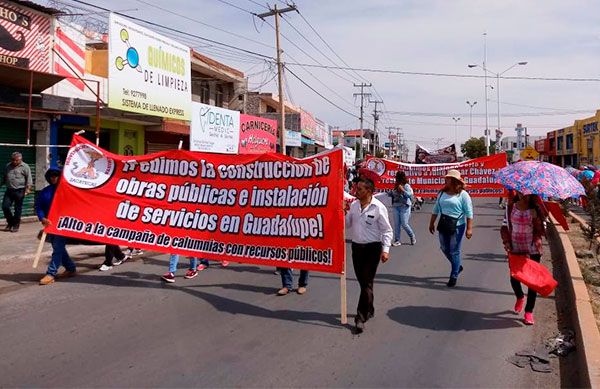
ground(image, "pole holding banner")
xmin=340 ymin=241 xmax=347 ymax=325
xmin=32 ymin=231 xmax=47 ymax=268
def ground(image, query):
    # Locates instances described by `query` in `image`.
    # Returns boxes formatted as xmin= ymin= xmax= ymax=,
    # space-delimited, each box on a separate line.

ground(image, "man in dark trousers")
xmin=345 ymin=177 xmax=393 ymax=333
xmin=2 ymin=152 xmax=33 ymax=232
xmin=36 ymin=167 xmax=76 ymax=285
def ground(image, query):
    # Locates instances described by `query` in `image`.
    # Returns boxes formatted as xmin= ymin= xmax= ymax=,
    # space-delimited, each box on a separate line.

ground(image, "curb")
xmin=549 ymin=213 xmax=600 ymax=388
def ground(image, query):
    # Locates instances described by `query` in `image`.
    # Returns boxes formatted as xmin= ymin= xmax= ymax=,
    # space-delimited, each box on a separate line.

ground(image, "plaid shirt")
xmin=509 ymin=208 xmax=541 ymax=255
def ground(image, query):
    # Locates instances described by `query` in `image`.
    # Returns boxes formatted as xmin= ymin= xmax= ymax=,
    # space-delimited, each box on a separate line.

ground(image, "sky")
xmin=42 ymin=0 xmax=600 ymax=153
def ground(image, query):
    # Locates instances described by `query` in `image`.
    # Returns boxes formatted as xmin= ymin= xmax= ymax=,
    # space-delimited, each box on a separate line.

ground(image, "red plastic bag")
xmin=508 ymin=253 xmax=558 ymax=297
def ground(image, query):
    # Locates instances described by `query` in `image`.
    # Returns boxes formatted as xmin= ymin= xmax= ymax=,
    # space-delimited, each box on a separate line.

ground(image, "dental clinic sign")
xmin=108 ymin=13 xmax=191 ymax=120
xmin=190 ymin=102 xmax=240 ymax=154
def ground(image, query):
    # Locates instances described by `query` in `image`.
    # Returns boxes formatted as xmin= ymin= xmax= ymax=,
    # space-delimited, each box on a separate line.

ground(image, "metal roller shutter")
xmin=0 ymin=118 xmax=37 ymax=218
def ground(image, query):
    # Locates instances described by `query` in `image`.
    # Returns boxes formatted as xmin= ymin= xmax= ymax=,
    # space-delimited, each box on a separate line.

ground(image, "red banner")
xmin=365 ymin=153 xmax=508 ymax=197
xmin=47 ymin=135 xmax=345 ymax=273
xmin=239 ymin=114 xmax=277 ymax=154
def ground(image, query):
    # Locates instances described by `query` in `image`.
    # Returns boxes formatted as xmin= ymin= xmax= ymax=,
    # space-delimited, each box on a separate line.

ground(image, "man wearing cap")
xmin=345 ymin=177 xmax=393 ymax=334
xmin=2 ymin=151 xmax=33 ymax=232
xmin=429 ymin=169 xmax=473 ymax=287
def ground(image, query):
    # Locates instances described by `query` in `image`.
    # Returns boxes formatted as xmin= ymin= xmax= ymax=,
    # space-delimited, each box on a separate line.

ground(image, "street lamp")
xmin=466 ymin=100 xmax=477 ymax=138
xmin=452 ymin=117 xmax=461 ymax=148
xmin=469 ymin=61 xmax=527 ymax=154
xmin=493 ymin=62 xmax=527 ymax=147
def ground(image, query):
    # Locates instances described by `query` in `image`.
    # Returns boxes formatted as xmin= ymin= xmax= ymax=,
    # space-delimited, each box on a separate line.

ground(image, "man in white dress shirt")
xmin=345 ymin=177 xmax=393 ymax=333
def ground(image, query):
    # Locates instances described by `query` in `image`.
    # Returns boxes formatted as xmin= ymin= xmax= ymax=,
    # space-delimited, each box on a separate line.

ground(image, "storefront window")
xmin=216 ymin=85 xmax=224 ymax=107
xmin=566 ymin=134 xmax=574 ymax=150
xmin=201 ymin=82 xmax=209 ymax=104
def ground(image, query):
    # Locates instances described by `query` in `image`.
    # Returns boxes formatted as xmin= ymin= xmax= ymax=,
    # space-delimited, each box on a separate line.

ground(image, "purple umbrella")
xmin=494 ymin=160 xmax=586 ymax=200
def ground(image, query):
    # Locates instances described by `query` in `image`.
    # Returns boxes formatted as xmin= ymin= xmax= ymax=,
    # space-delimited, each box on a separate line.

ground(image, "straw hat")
xmin=445 ymin=169 xmax=465 ymax=184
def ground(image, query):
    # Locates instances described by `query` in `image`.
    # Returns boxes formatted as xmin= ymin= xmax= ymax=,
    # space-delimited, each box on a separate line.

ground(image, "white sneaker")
xmin=113 ymin=254 xmax=131 ymax=266
xmin=392 ymin=241 xmax=402 ymax=247
xmin=99 ymin=264 xmax=112 ymax=271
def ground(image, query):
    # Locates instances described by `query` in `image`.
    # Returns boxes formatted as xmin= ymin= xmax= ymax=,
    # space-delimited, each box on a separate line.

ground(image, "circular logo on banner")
xmin=64 ymin=143 xmax=115 ymax=189
xmin=366 ymin=158 xmax=386 ymax=176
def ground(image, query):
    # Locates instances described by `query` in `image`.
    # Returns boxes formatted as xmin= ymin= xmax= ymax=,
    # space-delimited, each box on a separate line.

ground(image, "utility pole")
xmin=353 ymin=83 xmax=371 ymax=159
xmin=257 ymin=3 xmax=297 ymax=156
xmin=370 ymin=99 xmax=383 ymax=156
xmin=386 ymin=127 xmax=393 ymax=157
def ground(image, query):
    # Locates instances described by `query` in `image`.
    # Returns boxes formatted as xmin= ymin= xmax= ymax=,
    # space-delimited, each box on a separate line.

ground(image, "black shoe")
xmin=447 ymin=277 xmax=457 ymax=287
xmin=459 ymin=265 xmax=464 ymax=274
xmin=10 ymin=225 xmax=19 ymax=233
xmin=3 ymin=225 xmax=12 ymax=232
xmin=354 ymin=320 xmax=365 ymax=334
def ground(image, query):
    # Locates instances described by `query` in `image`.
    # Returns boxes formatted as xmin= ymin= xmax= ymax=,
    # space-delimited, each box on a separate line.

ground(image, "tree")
xmin=461 ymin=137 xmax=487 ymax=159
xmin=461 ymin=137 xmax=498 ymax=159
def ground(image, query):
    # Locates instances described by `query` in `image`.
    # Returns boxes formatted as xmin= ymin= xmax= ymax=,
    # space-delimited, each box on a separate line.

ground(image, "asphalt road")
xmin=0 ymin=198 xmax=560 ymax=387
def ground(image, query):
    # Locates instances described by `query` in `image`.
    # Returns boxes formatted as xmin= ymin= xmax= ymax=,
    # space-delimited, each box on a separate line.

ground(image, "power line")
xmin=67 ymin=0 xmax=274 ymax=61
xmin=260 ymin=19 xmax=353 ymax=85
xmin=280 ymin=14 xmax=354 ymax=83
xmin=489 ymin=99 xmax=596 ymax=112
xmin=284 ymin=62 xmax=600 ymax=82
xmin=295 ymin=9 xmax=365 ymax=84
xmin=246 ymin=0 xmax=269 ymax=9
xmin=133 ymin=0 xmax=274 ymax=49
xmin=210 ymin=0 xmax=256 ymax=14
xmin=285 ymin=66 xmax=359 ymax=119
xmin=384 ymin=110 xmax=597 ymax=118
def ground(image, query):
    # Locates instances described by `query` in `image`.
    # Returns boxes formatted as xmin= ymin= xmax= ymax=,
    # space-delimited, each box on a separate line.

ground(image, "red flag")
xmin=544 ymin=201 xmax=569 ymax=231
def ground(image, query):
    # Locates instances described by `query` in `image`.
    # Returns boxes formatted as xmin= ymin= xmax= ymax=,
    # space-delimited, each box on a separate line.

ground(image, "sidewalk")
xmin=0 ymin=220 xmax=107 ymax=293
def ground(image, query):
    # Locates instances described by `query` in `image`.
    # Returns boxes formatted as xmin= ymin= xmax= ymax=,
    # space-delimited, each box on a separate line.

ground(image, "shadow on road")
xmin=376 ymin=273 xmax=515 ymax=296
xmin=387 ymin=305 xmax=522 ymax=331
xmin=463 ymin=252 xmax=507 ymax=263
xmin=58 ymin=272 xmax=352 ymax=332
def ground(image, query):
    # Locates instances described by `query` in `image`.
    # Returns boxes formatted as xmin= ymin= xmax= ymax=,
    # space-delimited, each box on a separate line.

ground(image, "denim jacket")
xmin=388 ymin=184 xmax=413 ymax=207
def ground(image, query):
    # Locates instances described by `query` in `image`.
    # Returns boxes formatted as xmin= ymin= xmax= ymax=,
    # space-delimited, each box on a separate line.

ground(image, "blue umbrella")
xmin=578 ymin=169 xmax=594 ymax=181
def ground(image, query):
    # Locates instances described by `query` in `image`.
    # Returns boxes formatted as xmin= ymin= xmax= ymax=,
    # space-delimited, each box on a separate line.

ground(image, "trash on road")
xmin=545 ymin=330 xmax=576 ymax=356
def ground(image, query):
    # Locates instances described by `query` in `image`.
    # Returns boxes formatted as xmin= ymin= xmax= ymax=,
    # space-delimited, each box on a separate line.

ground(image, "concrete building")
xmin=246 ymin=92 xmax=331 ymax=157
xmin=500 ymin=134 xmax=544 ymax=162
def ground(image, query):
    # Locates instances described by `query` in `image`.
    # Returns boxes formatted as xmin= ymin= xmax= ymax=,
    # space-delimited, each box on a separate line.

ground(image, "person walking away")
xmin=36 ymin=168 xmax=76 ymax=285
xmin=345 ymin=177 xmax=393 ymax=333
xmin=276 ymin=267 xmax=309 ymax=295
xmin=500 ymin=191 xmax=546 ymax=325
xmin=429 ymin=170 xmax=473 ymax=287
xmin=99 ymin=244 xmax=132 ymax=271
xmin=2 ymin=151 xmax=33 ymax=232
xmin=161 ymin=254 xmax=200 ymax=283
xmin=389 ymin=171 xmax=416 ymax=246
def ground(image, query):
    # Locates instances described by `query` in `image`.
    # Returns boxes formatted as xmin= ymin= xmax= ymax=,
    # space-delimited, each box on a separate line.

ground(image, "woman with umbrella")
xmin=495 ymin=161 xmax=585 ymax=324
xmin=500 ymin=191 xmax=546 ymax=325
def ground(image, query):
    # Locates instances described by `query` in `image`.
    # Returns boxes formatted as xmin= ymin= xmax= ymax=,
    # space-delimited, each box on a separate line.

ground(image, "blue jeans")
xmin=278 ymin=267 xmax=309 ymax=289
xmin=438 ymin=223 xmax=466 ymax=278
xmin=46 ymin=234 xmax=75 ymax=276
xmin=169 ymin=254 xmax=198 ymax=273
xmin=393 ymin=205 xmax=415 ymax=242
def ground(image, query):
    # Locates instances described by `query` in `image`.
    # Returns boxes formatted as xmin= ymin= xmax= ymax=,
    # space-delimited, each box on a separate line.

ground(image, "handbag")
xmin=436 ymin=193 xmax=463 ymax=235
